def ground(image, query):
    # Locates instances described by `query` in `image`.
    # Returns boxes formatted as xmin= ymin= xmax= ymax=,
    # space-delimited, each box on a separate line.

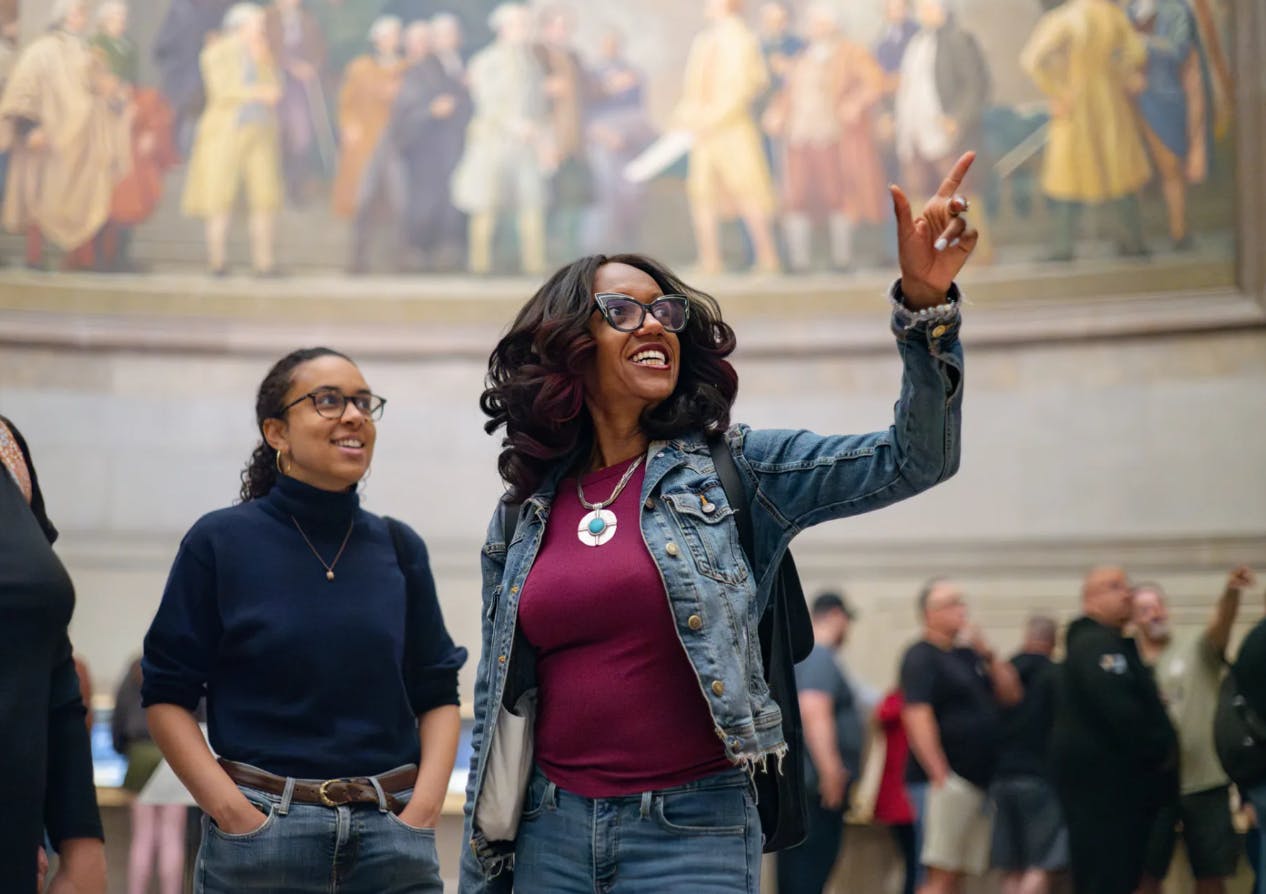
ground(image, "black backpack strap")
xmin=709 ymin=434 xmax=813 ymax=662
xmin=500 ymin=498 xmax=521 ymax=546
xmin=708 ymin=434 xmax=755 ymax=567
xmin=384 ymin=517 xmax=420 ymax=695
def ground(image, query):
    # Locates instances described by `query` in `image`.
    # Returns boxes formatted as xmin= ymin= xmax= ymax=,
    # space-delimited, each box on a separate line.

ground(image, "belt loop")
xmin=544 ymin=781 xmax=557 ymax=811
xmin=639 ymin=790 xmax=652 ymax=820
xmin=369 ymin=775 xmax=389 ymax=813
xmin=278 ymin=777 xmax=296 ymax=816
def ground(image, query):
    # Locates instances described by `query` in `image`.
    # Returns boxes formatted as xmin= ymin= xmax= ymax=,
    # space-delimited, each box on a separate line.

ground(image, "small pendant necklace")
xmin=576 ymin=455 xmax=645 ymax=547
xmin=290 ymin=515 xmax=354 ymax=581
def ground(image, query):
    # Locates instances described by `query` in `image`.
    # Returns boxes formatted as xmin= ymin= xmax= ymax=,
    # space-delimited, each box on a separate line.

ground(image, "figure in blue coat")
xmin=1130 ymin=0 xmax=1214 ymax=251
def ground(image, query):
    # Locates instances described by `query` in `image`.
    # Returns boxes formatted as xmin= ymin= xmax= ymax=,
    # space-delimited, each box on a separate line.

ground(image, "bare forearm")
xmin=145 ymin=704 xmax=247 ymax=822
xmin=49 ymin=837 xmax=106 ymax=894
xmin=801 ymin=699 xmax=846 ymax=779
xmin=902 ymin=705 xmax=949 ymax=783
xmin=988 ymin=656 xmax=1024 ymax=707
xmin=1207 ymin=591 xmax=1239 ymax=655
xmin=409 ymin=704 xmax=460 ymax=824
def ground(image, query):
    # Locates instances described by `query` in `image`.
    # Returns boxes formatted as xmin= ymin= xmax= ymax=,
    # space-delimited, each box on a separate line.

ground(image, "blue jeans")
xmin=514 ymin=766 xmax=762 ymax=893
xmin=194 ymin=781 xmax=441 ymax=893
xmin=1247 ymin=782 xmax=1266 ymax=894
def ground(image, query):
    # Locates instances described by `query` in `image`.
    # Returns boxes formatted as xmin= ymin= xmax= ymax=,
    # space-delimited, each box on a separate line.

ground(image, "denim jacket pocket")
xmin=661 ymin=486 xmax=748 ymax=585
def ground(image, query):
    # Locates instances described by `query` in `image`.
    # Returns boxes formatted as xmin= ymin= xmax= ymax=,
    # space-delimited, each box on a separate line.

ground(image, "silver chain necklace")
xmin=575 ymin=455 xmax=644 ymax=547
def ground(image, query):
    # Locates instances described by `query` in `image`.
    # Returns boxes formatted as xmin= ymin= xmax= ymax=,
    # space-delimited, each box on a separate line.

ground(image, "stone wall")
xmin=4 ymin=324 xmax=1263 ymax=701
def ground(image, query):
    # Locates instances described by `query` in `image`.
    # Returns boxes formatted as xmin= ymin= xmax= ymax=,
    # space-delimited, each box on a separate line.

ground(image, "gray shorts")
xmin=990 ymin=775 xmax=1070 ymax=872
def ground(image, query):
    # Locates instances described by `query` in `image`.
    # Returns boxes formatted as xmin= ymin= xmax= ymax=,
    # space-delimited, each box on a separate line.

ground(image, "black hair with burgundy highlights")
xmin=480 ymin=254 xmax=739 ymax=503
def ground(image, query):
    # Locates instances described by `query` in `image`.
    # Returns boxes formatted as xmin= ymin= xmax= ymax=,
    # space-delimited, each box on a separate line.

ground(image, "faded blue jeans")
xmin=194 ymin=780 xmax=441 ymax=893
xmin=1247 ymin=782 xmax=1266 ymax=894
xmin=514 ymin=766 xmax=762 ymax=893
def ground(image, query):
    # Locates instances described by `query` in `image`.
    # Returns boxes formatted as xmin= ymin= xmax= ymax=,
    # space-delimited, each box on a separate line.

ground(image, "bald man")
xmin=1051 ymin=567 xmax=1178 ymax=894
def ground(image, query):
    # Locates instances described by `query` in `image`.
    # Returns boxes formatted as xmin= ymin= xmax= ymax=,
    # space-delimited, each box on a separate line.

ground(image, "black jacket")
xmin=0 ymin=418 xmax=103 ymax=890
xmin=1052 ymin=616 xmax=1178 ymax=807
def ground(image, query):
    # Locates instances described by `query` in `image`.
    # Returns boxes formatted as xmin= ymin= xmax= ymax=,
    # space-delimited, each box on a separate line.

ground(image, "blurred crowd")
xmin=779 ymin=566 xmax=1265 ymax=894
xmin=0 ymin=0 xmax=1236 ymax=277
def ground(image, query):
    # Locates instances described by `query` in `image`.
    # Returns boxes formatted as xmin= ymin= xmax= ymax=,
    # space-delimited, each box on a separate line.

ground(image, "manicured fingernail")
xmin=949 ymin=238 xmax=960 ymax=248
xmin=934 ymin=237 xmax=948 ymax=251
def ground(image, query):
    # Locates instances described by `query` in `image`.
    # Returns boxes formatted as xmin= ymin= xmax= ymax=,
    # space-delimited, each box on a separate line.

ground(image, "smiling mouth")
xmin=630 ymin=348 xmax=669 ymax=369
xmin=332 ymin=438 xmax=365 ymax=449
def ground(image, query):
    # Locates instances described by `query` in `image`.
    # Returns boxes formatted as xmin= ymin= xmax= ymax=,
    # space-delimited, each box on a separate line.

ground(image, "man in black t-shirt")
xmin=990 ymin=615 xmax=1069 ymax=890
xmin=900 ymin=579 xmax=1023 ymax=894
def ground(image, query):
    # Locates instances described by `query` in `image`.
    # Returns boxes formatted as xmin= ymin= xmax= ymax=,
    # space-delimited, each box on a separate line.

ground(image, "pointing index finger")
xmin=935 ymin=151 xmax=977 ymax=199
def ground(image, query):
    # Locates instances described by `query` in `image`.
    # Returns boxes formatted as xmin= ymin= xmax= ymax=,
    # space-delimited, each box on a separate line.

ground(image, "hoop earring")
xmin=275 ymin=450 xmax=290 ymax=477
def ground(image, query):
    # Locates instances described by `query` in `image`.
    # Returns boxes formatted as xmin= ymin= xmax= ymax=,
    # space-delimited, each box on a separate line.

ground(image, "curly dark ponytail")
xmin=239 ymin=347 xmax=351 ymax=502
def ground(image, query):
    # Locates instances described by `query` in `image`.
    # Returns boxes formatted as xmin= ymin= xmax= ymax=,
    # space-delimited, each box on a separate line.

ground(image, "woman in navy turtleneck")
xmin=142 ymin=347 xmax=466 ymax=894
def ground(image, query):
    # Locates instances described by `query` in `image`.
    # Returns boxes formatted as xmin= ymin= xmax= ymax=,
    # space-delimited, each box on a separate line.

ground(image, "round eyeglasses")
xmin=594 ymin=292 xmax=690 ymax=333
xmin=280 ymin=387 xmax=387 ymax=421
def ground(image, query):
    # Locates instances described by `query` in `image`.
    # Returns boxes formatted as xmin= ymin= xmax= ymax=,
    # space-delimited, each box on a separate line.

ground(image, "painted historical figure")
xmin=764 ymin=3 xmax=886 ymax=272
xmin=180 ymin=3 xmax=283 ymax=276
xmin=94 ymin=0 xmax=180 ymax=272
xmin=1130 ymin=0 xmax=1214 ymax=251
xmin=1021 ymin=0 xmax=1152 ymax=260
xmin=388 ymin=16 xmax=471 ymax=271
xmin=450 ymin=2 xmax=552 ymax=276
xmin=582 ymin=28 xmax=655 ymax=255
xmin=152 ymin=0 xmax=236 ymax=153
xmin=672 ymin=0 xmax=780 ymax=274
xmin=265 ymin=0 xmax=330 ymax=205
xmin=0 ymin=0 xmax=132 ymax=270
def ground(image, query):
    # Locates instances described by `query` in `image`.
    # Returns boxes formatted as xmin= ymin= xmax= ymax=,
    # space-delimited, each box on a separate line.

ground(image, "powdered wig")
xmin=94 ymin=0 xmax=128 ymax=27
xmin=481 ymin=254 xmax=739 ymax=503
xmin=430 ymin=12 xmax=460 ymax=32
xmin=368 ymin=15 xmax=403 ymax=43
xmin=223 ymin=2 xmax=265 ymax=32
xmin=488 ymin=3 xmax=528 ymax=33
xmin=48 ymin=0 xmax=85 ymax=27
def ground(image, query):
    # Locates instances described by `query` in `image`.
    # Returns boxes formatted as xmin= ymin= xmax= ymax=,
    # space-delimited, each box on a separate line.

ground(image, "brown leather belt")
xmin=219 ymin=759 xmax=415 ymax=814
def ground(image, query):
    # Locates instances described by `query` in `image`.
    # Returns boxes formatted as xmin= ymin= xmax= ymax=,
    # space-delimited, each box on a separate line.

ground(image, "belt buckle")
xmin=318 ymin=778 xmax=346 ymax=808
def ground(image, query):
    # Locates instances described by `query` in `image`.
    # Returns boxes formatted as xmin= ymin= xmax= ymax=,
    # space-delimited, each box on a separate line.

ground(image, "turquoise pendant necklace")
xmin=575 ymin=455 xmax=645 ymax=547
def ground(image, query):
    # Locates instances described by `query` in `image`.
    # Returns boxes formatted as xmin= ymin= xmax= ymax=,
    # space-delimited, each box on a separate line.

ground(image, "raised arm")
xmin=1206 ymin=566 xmax=1255 ymax=656
xmin=735 ymin=155 xmax=976 ymax=555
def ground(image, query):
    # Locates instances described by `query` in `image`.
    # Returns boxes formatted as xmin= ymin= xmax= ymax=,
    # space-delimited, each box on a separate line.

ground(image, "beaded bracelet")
xmin=889 ymin=281 xmax=963 ymax=331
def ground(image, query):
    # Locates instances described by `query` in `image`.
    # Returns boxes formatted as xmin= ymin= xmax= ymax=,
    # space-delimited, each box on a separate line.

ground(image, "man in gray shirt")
xmin=777 ymin=592 xmax=865 ymax=894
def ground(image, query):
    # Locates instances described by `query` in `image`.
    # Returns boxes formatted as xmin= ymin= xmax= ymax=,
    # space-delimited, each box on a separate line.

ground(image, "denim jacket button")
xmin=510 ymin=585 xmax=519 ymax=594
xmin=497 ymin=654 xmax=507 ymax=664
xmin=644 ymin=498 xmax=655 ymax=510
xmin=665 ymin=542 xmax=680 ymax=557
xmin=687 ymin=614 xmax=703 ymax=631
xmin=710 ymin=680 xmax=725 ymax=696
xmin=931 ymin=324 xmax=947 ymax=338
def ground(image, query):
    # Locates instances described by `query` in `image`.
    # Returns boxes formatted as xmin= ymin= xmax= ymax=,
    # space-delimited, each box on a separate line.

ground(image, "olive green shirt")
xmin=1152 ymin=631 xmax=1227 ymax=795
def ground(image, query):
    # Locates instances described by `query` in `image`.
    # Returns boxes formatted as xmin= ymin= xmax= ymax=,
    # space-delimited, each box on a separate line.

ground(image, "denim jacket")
xmin=460 ymin=292 xmax=964 ymax=891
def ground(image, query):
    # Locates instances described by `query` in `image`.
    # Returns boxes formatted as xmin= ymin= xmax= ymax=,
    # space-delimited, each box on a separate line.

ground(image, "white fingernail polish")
xmin=934 ymin=238 xmax=948 ymax=252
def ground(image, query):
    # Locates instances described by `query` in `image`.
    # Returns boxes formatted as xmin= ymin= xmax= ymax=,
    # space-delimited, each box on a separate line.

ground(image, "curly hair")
xmin=239 ymin=347 xmax=351 ymax=502
xmin=480 ymin=254 xmax=739 ymax=503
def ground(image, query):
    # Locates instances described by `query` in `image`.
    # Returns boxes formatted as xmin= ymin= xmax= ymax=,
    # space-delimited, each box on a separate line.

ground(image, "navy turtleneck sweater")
xmin=142 ymin=475 xmax=466 ymax=779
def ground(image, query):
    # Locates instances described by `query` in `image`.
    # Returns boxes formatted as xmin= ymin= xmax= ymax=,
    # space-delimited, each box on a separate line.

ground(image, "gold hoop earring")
xmin=275 ymin=450 xmax=289 ymax=477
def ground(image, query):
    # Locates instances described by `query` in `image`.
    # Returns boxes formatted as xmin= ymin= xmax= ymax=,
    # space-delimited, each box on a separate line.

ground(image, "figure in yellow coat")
xmin=181 ymin=3 xmax=283 ymax=276
xmin=672 ymin=0 xmax=780 ymax=274
xmin=1020 ymin=0 xmax=1151 ymax=260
